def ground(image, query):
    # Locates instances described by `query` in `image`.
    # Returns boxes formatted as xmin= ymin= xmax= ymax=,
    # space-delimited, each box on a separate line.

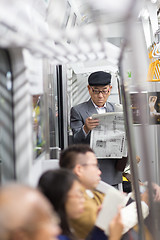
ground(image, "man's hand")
xmin=83 ymin=117 xmax=99 ymax=134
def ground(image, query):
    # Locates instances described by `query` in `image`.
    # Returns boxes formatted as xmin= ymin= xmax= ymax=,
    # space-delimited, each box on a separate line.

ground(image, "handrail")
xmin=118 ymin=0 xmax=146 ymax=239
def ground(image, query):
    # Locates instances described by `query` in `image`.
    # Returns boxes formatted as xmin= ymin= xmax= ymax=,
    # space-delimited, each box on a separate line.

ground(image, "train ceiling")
xmin=0 ymin=0 xmax=159 ymax=72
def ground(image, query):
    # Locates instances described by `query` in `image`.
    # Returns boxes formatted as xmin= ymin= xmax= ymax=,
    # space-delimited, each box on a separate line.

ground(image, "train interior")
xmin=0 ymin=0 xmax=160 ymax=239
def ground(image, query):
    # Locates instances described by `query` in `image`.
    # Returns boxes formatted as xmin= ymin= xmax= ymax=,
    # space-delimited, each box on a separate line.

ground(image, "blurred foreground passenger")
xmin=59 ymin=144 xmax=149 ymax=239
xmin=0 ymin=184 xmax=61 ymax=240
xmin=38 ymin=168 xmax=124 ymax=240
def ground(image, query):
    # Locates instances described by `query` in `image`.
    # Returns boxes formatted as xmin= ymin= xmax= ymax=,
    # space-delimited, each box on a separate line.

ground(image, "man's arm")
xmin=70 ymin=107 xmax=87 ymax=143
xmin=70 ymin=107 xmax=99 ymax=143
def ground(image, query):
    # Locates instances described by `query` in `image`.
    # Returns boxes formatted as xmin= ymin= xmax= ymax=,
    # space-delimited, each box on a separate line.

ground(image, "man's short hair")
xmin=59 ymin=144 xmax=94 ymax=169
xmin=88 ymin=71 xmax=111 ymax=86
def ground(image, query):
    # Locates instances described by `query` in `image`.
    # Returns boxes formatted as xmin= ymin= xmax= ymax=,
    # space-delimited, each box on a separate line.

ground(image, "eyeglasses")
xmin=81 ymin=163 xmax=100 ymax=169
xmin=68 ymin=190 xmax=84 ymax=199
xmin=91 ymin=87 xmax=110 ymax=95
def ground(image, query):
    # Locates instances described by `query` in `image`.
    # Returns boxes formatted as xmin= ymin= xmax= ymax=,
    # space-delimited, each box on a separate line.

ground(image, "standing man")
xmin=70 ymin=71 xmax=123 ymax=186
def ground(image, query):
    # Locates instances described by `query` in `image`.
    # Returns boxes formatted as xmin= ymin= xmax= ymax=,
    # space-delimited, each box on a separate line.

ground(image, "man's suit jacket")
xmin=70 ymin=98 xmax=114 ymax=144
xmin=70 ymin=99 xmax=123 ymax=185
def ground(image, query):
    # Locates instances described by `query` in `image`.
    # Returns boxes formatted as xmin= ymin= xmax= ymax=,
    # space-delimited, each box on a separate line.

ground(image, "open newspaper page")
xmin=95 ymin=187 xmax=149 ymax=235
xmin=90 ymin=112 xmax=127 ymax=158
xmin=95 ymin=187 xmax=126 ymax=235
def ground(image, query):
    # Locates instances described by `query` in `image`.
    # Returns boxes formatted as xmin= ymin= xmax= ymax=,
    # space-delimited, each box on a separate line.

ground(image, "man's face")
xmin=75 ymin=152 xmax=101 ymax=189
xmin=88 ymin=85 xmax=112 ymax=107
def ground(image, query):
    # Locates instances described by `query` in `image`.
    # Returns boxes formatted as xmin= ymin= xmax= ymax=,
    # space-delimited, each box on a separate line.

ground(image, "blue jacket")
xmin=58 ymin=235 xmax=71 ymax=240
xmin=58 ymin=227 xmax=108 ymax=240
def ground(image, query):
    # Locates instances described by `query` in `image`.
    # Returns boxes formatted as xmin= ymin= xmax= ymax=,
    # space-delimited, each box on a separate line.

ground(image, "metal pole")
xmin=118 ymin=1 xmax=146 ymax=239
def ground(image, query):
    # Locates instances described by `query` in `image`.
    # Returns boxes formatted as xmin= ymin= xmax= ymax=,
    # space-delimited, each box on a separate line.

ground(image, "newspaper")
xmin=95 ymin=187 xmax=126 ymax=235
xmin=95 ymin=187 xmax=149 ymax=235
xmin=90 ymin=112 xmax=127 ymax=158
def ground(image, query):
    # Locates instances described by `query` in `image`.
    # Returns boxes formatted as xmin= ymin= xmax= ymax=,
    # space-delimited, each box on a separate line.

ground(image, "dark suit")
xmin=70 ymin=99 xmax=122 ymax=185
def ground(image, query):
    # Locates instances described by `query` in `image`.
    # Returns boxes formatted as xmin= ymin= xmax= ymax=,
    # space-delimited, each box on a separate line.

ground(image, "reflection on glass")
xmin=32 ymin=94 xmax=45 ymax=158
xmin=130 ymin=92 xmax=160 ymax=125
xmin=49 ymin=95 xmax=58 ymax=147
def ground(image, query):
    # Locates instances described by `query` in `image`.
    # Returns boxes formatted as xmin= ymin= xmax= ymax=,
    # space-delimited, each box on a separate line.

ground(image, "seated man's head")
xmin=0 ymin=184 xmax=60 ymax=240
xmin=88 ymin=71 xmax=112 ymax=107
xmin=59 ymin=144 xmax=101 ymax=189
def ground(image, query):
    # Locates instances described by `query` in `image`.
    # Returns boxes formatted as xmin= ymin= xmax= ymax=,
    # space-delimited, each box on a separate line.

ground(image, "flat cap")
xmin=88 ymin=71 xmax=111 ymax=86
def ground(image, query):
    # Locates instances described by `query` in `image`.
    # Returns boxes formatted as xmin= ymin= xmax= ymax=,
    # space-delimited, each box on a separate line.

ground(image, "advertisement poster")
xmin=148 ymin=92 xmax=160 ymax=125
xmin=130 ymin=92 xmax=148 ymax=125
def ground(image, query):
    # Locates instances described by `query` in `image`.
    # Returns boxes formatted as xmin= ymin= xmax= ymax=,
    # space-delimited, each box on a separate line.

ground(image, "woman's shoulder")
xmin=58 ymin=235 xmax=71 ymax=240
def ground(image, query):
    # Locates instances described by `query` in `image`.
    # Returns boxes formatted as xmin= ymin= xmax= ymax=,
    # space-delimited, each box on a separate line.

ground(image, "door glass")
xmin=32 ymin=94 xmax=45 ymax=159
xmin=48 ymin=64 xmax=60 ymax=158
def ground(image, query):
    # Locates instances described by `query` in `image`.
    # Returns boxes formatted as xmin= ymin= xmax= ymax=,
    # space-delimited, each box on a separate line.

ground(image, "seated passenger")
xmin=0 ymin=183 xmax=60 ymax=240
xmin=59 ymin=144 xmax=150 ymax=239
xmin=59 ymin=144 xmax=104 ymax=238
xmin=38 ymin=168 xmax=124 ymax=240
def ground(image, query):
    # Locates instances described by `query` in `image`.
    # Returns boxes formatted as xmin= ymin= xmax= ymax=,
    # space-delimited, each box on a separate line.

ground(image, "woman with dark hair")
xmin=38 ymin=169 xmax=83 ymax=240
xmin=38 ymin=169 xmax=124 ymax=240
